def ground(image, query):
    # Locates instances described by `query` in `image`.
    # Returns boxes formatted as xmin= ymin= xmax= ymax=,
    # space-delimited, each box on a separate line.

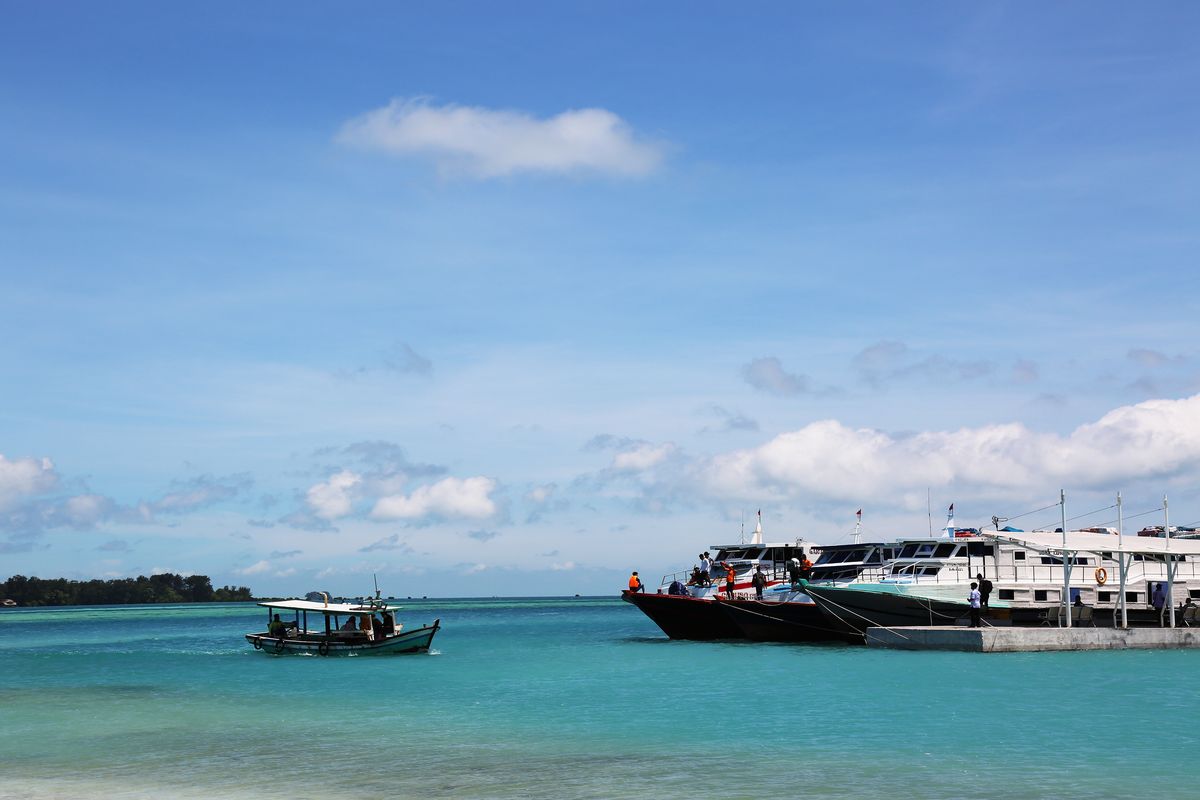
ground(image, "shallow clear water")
xmin=1 ymin=598 xmax=1197 ymax=799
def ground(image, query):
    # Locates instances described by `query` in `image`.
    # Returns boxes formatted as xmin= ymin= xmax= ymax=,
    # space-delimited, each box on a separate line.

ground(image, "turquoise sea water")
xmin=1 ymin=598 xmax=1197 ymax=799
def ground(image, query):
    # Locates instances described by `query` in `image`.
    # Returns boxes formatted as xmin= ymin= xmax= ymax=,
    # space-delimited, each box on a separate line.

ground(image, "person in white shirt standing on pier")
xmin=967 ymin=582 xmax=982 ymax=628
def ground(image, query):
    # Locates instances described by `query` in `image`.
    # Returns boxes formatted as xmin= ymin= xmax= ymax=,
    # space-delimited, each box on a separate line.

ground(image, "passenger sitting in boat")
xmin=375 ymin=614 xmax=391 ymax=637
xmin=667 ymin=579 xmax=688 ymax=596
xmin=1073 ymin=594 xmax=1084 ymax=608
xmin=268 ymin=614 xmax=287 ymax=638
xmin=341 ymin=615 xmax=357 ymax=631
xmin=799 ymin=554 xmax=813 ymax=580
xmin=687 ymin=567 xmax=702 ymax=586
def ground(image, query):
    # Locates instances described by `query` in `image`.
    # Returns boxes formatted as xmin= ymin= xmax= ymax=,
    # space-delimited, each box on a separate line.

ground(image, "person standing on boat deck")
xmin=724 ymin=564 xmax=737 ymax=599
xmin=787 ymin=558 xmax=802 ymax=588
xmin=1152 ymin=583 xmax=1167 ymax=622
xmin=628 ymin=571 xmax=644 ymax=593
xmin=751 ymin=567 xmax=767 ymax=600
xmin=799 ymin=553 xmax=813 ymax=580
xmin=699 ymin=553 xmax=712 ymax=586
xmin=976 ymin=573 xmax=993 ymax=609
xmin=967 ymin=583 xmax=982 ymax=627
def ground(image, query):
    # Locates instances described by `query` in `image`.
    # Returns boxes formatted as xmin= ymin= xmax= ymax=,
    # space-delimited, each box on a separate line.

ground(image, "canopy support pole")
xmin=1118 ymin=492 xmax=1128 ymax=629
xmin=1061 ymin=490 xmax=1071 ymax=628
xmin=1165 ymin=495 xmax=1176 ymax=628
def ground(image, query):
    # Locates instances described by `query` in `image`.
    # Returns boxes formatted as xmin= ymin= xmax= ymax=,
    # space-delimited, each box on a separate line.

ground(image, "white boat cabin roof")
xmin=258 ymin=599 xmax=398 ymax=615
xmin=984 ymin=530 xmax=1200 ymax=557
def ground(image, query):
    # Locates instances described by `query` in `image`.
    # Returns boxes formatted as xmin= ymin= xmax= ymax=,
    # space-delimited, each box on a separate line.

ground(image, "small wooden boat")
xmin=246 ymin=596 xmax=439 ymax=656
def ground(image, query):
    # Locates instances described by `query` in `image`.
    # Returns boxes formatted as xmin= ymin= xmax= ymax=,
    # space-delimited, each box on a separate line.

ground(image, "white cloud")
xmin=612 ymin=443 xmax=676 ymax=471
xmin=61 ymin=494 xmax=115 ymax=526
xmin=0 ymin=455 xmax=58 ymax=511
xmin=700 ymin=393 xmax=1200 ymax=503
xmin=235 ymin=560 xmax=295 ymax=578
xmin=338 ymin=98 xmax=664 ymax=178
xmin=550 ymin=561 xmax=576 ymax=571
xmin=306 ymin=470 xmax=362 ymax=520
xmin=525 ymin=483 xmax=557 ymax=504
xmin=371 ymin=476 xmax=498 ymax=521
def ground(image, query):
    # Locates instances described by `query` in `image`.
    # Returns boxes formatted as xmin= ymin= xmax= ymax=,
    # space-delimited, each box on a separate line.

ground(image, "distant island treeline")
xmin=1 ymin=573 xmax=253 ymax=607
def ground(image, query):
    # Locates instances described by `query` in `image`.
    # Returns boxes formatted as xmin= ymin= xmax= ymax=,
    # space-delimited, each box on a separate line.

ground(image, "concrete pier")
xmin=865 ymin=626 xmax=1200 ymax=652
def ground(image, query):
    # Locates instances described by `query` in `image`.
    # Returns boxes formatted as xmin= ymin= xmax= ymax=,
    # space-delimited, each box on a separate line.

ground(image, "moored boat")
xmin=801 ymin=529 xmax=1200 ymax=635
xmin=715 ymin=541 xmax=899 ymax=643
xmin=245 ymin=596 xmax=440 ymax=656
xmin=622 ymin=516 xmax=819 ymax=640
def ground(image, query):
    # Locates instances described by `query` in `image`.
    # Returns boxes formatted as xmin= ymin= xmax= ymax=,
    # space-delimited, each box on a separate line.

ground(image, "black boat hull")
xmin=715 ymin=597 xmax=860 ymax=643
xmin=621 ymin=591 xmax=744 ymax=640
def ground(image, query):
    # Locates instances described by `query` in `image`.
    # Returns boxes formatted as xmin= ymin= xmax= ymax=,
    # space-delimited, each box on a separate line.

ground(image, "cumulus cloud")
xmin=525 ymin=484 xmax=557 ymax=505
xmin=612 ymin=443 xmax=676 ymax=471
xmin=741 ymin=357 xmax=810 ymax=396
xmin=338 ymin=97 xmax=664 ymax=178
xmin=700 ymin=393 xmax=1200 ymax=503
xmin=371 ymin=476 xmax=498 ymax=521
xmin=0 ymin=455 xmax=59 ymax=511
xmin=306 ymin=470 xmax=362 ymax=520
xmin=522 ymin=482 xmax=566 ymax=523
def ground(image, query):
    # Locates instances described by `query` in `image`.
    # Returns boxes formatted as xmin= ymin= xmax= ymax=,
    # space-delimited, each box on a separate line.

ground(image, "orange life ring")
xmin=1095 ymin=567 xmax=1108 ymax=585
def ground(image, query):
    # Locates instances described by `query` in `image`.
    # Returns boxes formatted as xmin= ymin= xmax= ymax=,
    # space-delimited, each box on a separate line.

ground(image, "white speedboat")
xmin=246 ymin=596 xmax=439 ymax=656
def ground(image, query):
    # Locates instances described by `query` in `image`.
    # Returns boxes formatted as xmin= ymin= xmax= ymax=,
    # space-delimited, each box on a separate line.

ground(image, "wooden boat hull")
xmin=246 ymin=620 xmax=440 ymax=656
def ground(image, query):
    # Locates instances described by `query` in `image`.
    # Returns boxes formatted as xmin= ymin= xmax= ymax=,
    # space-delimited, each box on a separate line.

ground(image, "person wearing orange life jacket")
xmin=628 ymin=571 xmax=644 ymax=593
xmin=724 ymin=564 xmax=736 ymax=598
xmin=799 ymin=553 xmax=813 ymax=581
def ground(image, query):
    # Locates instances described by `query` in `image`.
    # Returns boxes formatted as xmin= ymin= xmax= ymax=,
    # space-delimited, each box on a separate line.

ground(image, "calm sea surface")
xmin=1 ymin=598 xmax=1197 ymax=799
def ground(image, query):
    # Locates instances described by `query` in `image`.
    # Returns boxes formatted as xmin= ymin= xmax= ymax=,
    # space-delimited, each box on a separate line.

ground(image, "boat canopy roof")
xmin=983 ymin=530 xmax=1200 ymax=556
xmin=257 ymin=599 xmax=398 ymax=615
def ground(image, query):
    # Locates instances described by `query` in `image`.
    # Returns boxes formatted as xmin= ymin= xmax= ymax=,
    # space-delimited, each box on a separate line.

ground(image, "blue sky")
xmin=3 ymin=2 xmax=1200 ymax=597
